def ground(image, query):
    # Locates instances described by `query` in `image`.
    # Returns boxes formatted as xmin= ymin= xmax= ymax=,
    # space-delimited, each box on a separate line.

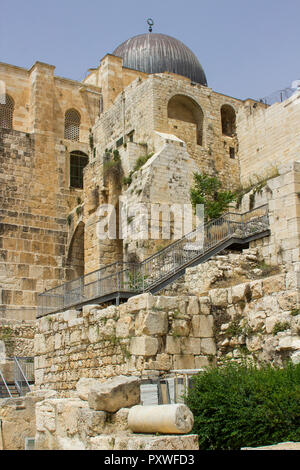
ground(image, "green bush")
xmin=133 ymin=153 xmax=154 ymax=172
xmin=190 ymin=172 xmax=236 ymax=221
xmin=186 ymin=361 xmax=300 ymax=450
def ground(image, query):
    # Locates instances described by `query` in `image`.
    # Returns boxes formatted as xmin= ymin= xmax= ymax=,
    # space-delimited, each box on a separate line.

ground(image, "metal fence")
xmin=259 ymin=86 xmax=295 ymax=106
xmin=15 ymin=357 xmax=34 ymax=383
xmin=0 ymin=369 xmax=12 ymax=398
xmin=13 ymin=357 xmax=31 ymax=396
xmin=141 ymin=369 xmax=204 ymax=405
xmin=37 ymin=205 xmax=269 ymax=317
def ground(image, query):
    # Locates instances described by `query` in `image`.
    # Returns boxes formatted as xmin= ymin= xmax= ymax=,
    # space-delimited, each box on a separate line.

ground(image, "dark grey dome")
xmin=113 ymin=33 xmax=207 ymax=86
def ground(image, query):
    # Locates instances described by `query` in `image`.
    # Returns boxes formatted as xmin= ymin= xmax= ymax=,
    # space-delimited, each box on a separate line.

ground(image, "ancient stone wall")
xmin=120 ymin=134 xmax=198 ymax=261
xmin=34 ymin=293 xmax=216 ymax=396
xmin=0 ymin=319 xmax=35 ymax=360
xmin=0 ymin=62 xmax=100 ymax=318
xmin=93 ymin=75 xmax=155 ymax=158
xmin=92 ymin=73 xmax=242 ymax=190
xmin=0 ymin=395 xmax=43 ymax=450
xmin=237 ymin=92 xmax=300 ymax=185
xmin=83 ymin=54 xmax=148 ymax=112
xmin=151 ymin=75 xmax=241 ymax=188
xmin=35 ymin=254 xmax=300 ymax=396
xmin=238 ymin=160 xmax=300 ymax=269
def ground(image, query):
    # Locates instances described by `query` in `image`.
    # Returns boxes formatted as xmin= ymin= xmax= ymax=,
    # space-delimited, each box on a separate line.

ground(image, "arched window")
xmin=168 ymin=95 xmax=204 ymax=146
xmin=221 ymin=105 xmax=236 ymax=137
xmin=64 ymin=109 xmax=81 ymax=141
xmin=70 ymin=151 xmax=88 ymax=189
xmin=0 ymin=94 xmax=14 ymax=129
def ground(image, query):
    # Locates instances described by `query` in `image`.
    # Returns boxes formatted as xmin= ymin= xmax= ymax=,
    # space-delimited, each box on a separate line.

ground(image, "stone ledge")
xmin=242 ymin=441 xmax=300 ymax=450
xmin=89 ymin=433 xmax=199 ymax=450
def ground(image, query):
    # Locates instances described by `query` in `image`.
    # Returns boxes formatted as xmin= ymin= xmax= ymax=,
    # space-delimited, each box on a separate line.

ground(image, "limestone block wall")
xmin=187 ymin=271 xmax=300 ymax=365
xmin=159 ymin=248 xmax=300 ymax=365
xmin=93 ymin=75 xmax=155 ymax=158
xmin=0 ymin=62 xmax=101 ymax=318
xmin=242 ymin=161 xmax=300 ymax=269
xmin=0 ymin=63 xmax=31 ymax=132
xmin=0 ymin=129 xmax=71 ymax=317
xmin=0 ymin=395 xmax=46 ymax=450
xmin=92 ymin=73 xmax=242 ymax=190
xmin=0 ymin=61 xmax=100 ymax=139
xmin=0 ymin=319 xmax=35 ymax=361
xmin=237 ymin=92 xmax=300 ymax=185
xmin=34 ymin=293 xmax=216 ymax=396
xmin=83 ymin=54 xmax=148 ymax=112
xmin=34 ymin=265 xmax=300 ymax=397
xmin=120 ymin=134 xmax=199 ymax=261
xmin=150 ymin=74 xmax=241 ymax=188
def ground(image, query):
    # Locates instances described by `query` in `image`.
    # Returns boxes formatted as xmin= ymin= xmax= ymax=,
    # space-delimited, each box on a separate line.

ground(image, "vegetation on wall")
xmin=186 ymin=361 xmax=300 ymax=450
xmin=235 ymin=166 xmax=279 ymax=210
xmin=0 ymin=326 xmax=15 ymax=357
xmin=103 ymin=149 xmax=123 ymax=183
xmin=122 ymin=153 xmax=154 ymax=187
xmin=190 ymin=173 xmax=236 ymax=221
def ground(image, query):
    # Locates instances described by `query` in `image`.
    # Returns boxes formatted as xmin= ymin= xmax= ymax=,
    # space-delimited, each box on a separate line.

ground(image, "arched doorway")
xmin=221 ymin=104 xmax=236 ymax=137
xmin=168 ymin=94 xmax=204 ymax=146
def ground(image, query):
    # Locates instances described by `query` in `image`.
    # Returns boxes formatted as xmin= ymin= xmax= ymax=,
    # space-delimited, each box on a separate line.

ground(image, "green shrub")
xmin=186 ymin=361 xmax=300 ymax=450
xmin=122 ymin=153 xmax=154 ymax=187
xmin=133 ymin=153 xmax=154 ymax=172
xmin=190 ymin=172 xmax=236 ymax=221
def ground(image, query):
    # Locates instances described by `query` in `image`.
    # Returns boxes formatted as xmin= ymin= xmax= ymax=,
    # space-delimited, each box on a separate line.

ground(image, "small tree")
xmin=190 ymin=173 xmax=236 ymax=221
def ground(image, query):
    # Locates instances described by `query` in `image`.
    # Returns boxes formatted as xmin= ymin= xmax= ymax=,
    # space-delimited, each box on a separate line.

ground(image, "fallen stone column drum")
xmin=128 ymin=404 xmax=194 ymax=435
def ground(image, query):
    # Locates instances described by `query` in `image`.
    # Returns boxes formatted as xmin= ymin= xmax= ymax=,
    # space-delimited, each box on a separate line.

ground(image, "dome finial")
xmin=147 ymin=18 xmax=154 ymax=33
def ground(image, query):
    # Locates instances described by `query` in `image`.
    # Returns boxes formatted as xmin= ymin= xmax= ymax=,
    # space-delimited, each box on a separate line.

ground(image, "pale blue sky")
xmin=1 ymin=0 xmax=299 ymax=100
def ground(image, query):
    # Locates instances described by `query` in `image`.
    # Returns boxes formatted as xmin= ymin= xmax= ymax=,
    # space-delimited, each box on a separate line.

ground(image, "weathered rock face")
xmin=76 ymin=378 xmax=101 ymax=402
xmin=35 ymin=398 xmax=133 ymax=450
xmin=88 ymin=375 xmax=141 ymax=412
xmin=0 ymin=320 xmax=35 ymax=360
xmin=34 ymin=383 xmax=198 ymax=451
xmin=128 ymin=404 xmax=194 ymax=435
xmin=89 ymin=434 xmax=199 ymax=451
xmin=163 ymin=248 xmax=278 ymax=297
xmin=0 ymin=391 xmax=57 ymax=450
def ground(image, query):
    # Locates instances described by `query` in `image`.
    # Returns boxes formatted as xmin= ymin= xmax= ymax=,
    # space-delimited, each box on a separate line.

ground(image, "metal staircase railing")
xmin=13 ymin=357 xmax=31 ymax=397
xmin=37 ymin=204 xmax=269 ymax=317
xmin=0 ymin=369 xmax=12 ymax=398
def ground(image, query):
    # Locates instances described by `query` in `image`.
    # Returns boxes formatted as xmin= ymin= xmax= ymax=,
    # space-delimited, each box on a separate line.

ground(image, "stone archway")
xmin=221 ymin=104 xmax=236 ymax=137
xmin=168 ymin=94 xmax=204 ymax=146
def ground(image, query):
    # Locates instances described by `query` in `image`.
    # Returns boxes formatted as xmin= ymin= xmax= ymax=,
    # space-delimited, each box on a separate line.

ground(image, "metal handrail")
xmin=13 ymin=357 xmax=31 ymax=396
xmin=37 ymin=204 xmax=269 ymax=317
xmin=15 ymin=357 xmax=34 ymax=383
xmin=0 ymin=369 xmax=12 ymax=398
